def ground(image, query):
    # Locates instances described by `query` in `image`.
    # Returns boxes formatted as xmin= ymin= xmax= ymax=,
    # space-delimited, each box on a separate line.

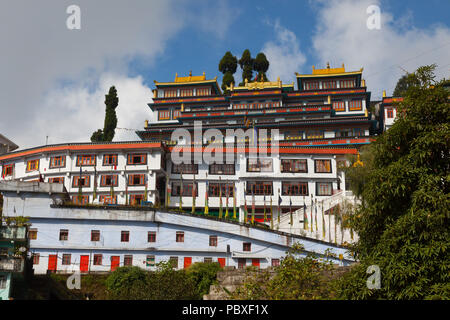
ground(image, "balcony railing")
xmin=0 ymin=256 xmax=24 ymax=273
xmin=0 ymin=226 xmax=27 ymax=241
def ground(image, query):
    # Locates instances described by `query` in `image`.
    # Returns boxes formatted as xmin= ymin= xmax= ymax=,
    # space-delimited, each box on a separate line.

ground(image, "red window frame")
xmin=349 ymin=100 xmax=362 ymax=111
xmin=340 ymin=79 xmax=355 ymax=88
xmin=124 ymin=255 xmax=133 ymax=266
xmin=128 ymin=174 xmax=145 ymax=186
xmin=246 ymin=181 xmax=273 ymax=195
xmin=196 ymin=87 xmax=210 ymax=96
xmin=173 ymin=109 xmax=181 ymax=119
xmin=59 ymin=229 xmax=69 ymax=241
xmin=130 ymin=194 xmax=145 ymax=205
xmin=316 ymin=182 xmax=332 ymax=196
xmin=99 ymin=195 xmax=117 ymax=204
xmin=62 ymin=254 xmax=71 ymax=265
xmin=171 ymin=182 xmax=198 ymax=197
xmin=103 ymin=154 xmax=118 ymax=166
xmin=315 ymin=159 xmax=332 ymax=173
xmin=282 ymin=182 xmax=309 ymax=196
xmin=148 ymin=231 xmax=156 ymax=243
xmin=2 ymin=164 xmax=14 ymax=177
xmin=26 ymin=159 xmax=39 ymax=172
xmin=100 ymin=174 xmax=118 ymax=187
xmin=281 ymin=159 xmax=308 ymax=173
xmin=48 ymin=177 xmax=64 ymax=184
xmin=72 ymin=195 xmax=89 ymax=205
xmin=93 ymin=254 xmax=102 ymax=266
xmin=91 ymin=230 xmax=100 ymax=242
xmin=209 ymin=235 xmax=218 ymax=247
xmin=208 ymin=183 xmax=233 ymax=197
xmin=127 ymin=154 xmax=147 ymax=165
xmin=333 ymin=101 xmax=345 ymax=111
xmin=176 ymin=231 xmax=184 ymax=243
xmin=387 ymin=108 xmax=394 ymax=118
xmin=72 ymin=175 xmax=90 ymax=187
xmin=322 ymin=80 xmax=336 ymax=89
xmin=49 ymin=156 xmax=66 ymax=168
xmin=121 ymin=231 xmax=130 ymax=242
xmin=243 ymin=243 xmax=251 ymax=252
xmin=76 ymin=155 xmax=96 ymax=166
xmin=271 ymin=259 xmax=280 ymax=267
xmin=32 ymin=253 xmax=40 ymax=265
xmin=29 ymin=229 xmax=37 ymax=240
xmin=164 ymin=89 xmax=177 ymax=98
xmin=304 ymin=81 xmax=319 ymax=90
xmin=146 ymin=255 xmax=155 ymax=267
xmin=180 ymin=88 xmax=193 ymax=97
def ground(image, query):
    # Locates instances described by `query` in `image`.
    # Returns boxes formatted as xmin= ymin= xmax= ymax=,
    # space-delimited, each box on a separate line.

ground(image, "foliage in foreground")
xmin=105 ymin=262 xmax=221 ymax=300
xmin=338 ymin=65 xmax=450 ymax=299
xmin=230 ymin=244 xmax=342 ymax=300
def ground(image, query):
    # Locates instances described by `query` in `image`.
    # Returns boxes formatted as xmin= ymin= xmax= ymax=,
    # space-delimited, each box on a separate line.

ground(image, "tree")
xmin=238 ymin=49 xmax=254 ymax=85
xmin=218 ymin=51 xmax=237 ymax=93
xmin=393 ymin=72 xmax=420 ymax=97
xmin=253 ymin=52 xmax=269 ymax=82
xmin=105 ymin=266 xmax=150 ymax=300
xmin=338 ymin=64 xmax=450 ymax=299
xmin=91 ymin=86 xmax=119 ymax=142
xmin=186 ymin=262 xmax=221 ymax=298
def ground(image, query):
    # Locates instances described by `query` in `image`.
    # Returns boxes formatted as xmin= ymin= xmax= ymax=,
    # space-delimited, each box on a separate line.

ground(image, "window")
xmin=32 ymin=253 xmax=40 ymax=265
xmin=128 ymin=174 xmax=145 ymax=186
xmin=209 ymin=163 xmax=235 ymax=175
xmin=2 ymin=164 xmax=14 ymax=177
xmin=76 ymin=155 xmax=96 ymax=166
xmin=146 ymin=255 xmax=155 ymax=267
xmin=129 ymin=194 xmax=145 ymax=205
xmin=72 ymin=175 xmax=90 ymax=187
xmin=209 ymin=235 xmax=218 ymax=247
xmin=172 ymin=163 xmax=198 ymax=174
xmin=127 ymin=154 xmax=147 ymax=165
xmin=169 ymin=256 xmax=178 ymax=268
xmin=176 ymin=231 xmax=184 ymax=243
xmin=48 ymin=177 xmax=64 ymax=184
xmin=171 ymin=181 xmax=198 ymax=197
xmin=304 ymin=81 xmax=319 ymax=90
xmin=93 ymin=254 xmax=102 ymax=265
xmin=26 ymin=159 xmax=39 ymax=172
xmin=208 ymin=183 xmax=233 ymax=197
xmin=180 ymin=88 xmax=193 ymax=97
xmin=29 ymin=229 xmax=37 ymax=240
xmin=99 ymin=195 xmax=117 ymax=204
xmin=158 ymin=110 xmax=171 ymax=120
xmin=281 ymin=159 xmax=308 ymax=173
xmin=316 ymin=182 xmax=333 ymax=196
xmin=315 ymin=160 xmax=332 ymax=173
xmin=322 ymin=81 xmax=336 ymax=89
xmin=124 ymin=255 xmax=133 ymax=266
xmin=332 ymin=101 xmax=345 ymax=111
xmin=103 ymin=154 xmax=118 ymax=166
xmin=387 ymin=108 xmax=394 ymax=118
xmin=282 ymin=182 xmax=309 ymax=196
xmin=238 ymin=258 xmax=246 ymax=269
xmin=148 ymin=231 xmax=156 ymax=243
xmin=49 ymin=156 xmax=66 ymax=168
xmin=243 ymin=243 xmax=251 ymax=252
xmin=72 ymin=195 xmax=89 ymax=205
xmin=121 ymin=231 xmax=130 ymax=242
xmin=164 ymin=89 xmax=177 ymax=98
xmin=204 ymin=257 xmax=213 ymax=263
xmin=246 ymin=181 xmax=273 ymax=195
xmin=196 ymin=87 xmax=210 ymax=96
xmin=0 ymin=275 xmax=6 ymax=289
xmin=62 ymin=254 xmax=71 ymax=265
xmin=91 ymin=230 xmax=100 ymax=242
xmin=59 ymin=229 xmax=69 ymax=241
xmin=247 ymin=158 xmax=273 ymax=172
xmin=349 ymin=100 xmax=362 ymax=111
xmin=271 ymin=259 xmax=280 ymax=267
xmin=100 ymin=175 xmax=118 ymax=187
xmin=173 ymin=109 xmax=181 ymax=119
xmin=340 ymin=79 xmax=355 ymax=88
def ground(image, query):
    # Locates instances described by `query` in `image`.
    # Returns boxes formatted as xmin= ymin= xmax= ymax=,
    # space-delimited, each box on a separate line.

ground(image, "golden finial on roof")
xmin=203 ymin=71 xmax=205 ymax=76
xmin=362 ymin=79 xmax=366 ymax=87
xmin=189 ymin=70 xmax=192 ymax=77
xmin=382 ymin=90 xmax=386 ymax=98
xmin=326 ymin=62 xmax=330 ymax=69
xmin=342 ymin=63 xmax=345 ymax=69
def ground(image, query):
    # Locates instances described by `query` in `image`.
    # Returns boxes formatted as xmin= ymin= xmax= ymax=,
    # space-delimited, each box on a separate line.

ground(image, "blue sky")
xmin=1 ymin=0 xmax=449 ymax=149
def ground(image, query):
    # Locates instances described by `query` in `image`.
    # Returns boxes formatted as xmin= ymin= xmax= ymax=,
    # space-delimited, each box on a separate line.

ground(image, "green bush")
xmin=105 ymin=266 xmax=150 ymax=300
xmin=186 ymin=262 xmax=221 ymax=298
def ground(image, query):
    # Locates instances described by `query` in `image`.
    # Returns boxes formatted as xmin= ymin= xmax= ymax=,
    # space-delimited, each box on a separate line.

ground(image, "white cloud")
xmin=39 ymin=73 xmax=153 ymax=146
xmin=262 ymin=21 xmax=307 ymax=84
xmin=311 ymin=0 xmax=450 ymax=99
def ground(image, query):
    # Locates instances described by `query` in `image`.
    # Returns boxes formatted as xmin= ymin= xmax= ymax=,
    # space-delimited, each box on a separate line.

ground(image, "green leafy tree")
xmin=393 ymin=72 xmax=421 ymax=97
xmin=253 ymin=52 xmax=270 ymax=82
xmin=105 ymin=266 xmax=150 ymax=300
xmin=238 ymin=49 xmax=254 ymax=85
xmin=338 ymin=64 xmax=450 ymax=299
xmin=186 ymin=262 xmax=221 ymax=298
xmin=230 ymin=243 xmax=339 ymax=300
xmin=91 ymin=86 xmax=119 ymax=142
xmin=219 ymin=51 xmax=238 ymax=93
